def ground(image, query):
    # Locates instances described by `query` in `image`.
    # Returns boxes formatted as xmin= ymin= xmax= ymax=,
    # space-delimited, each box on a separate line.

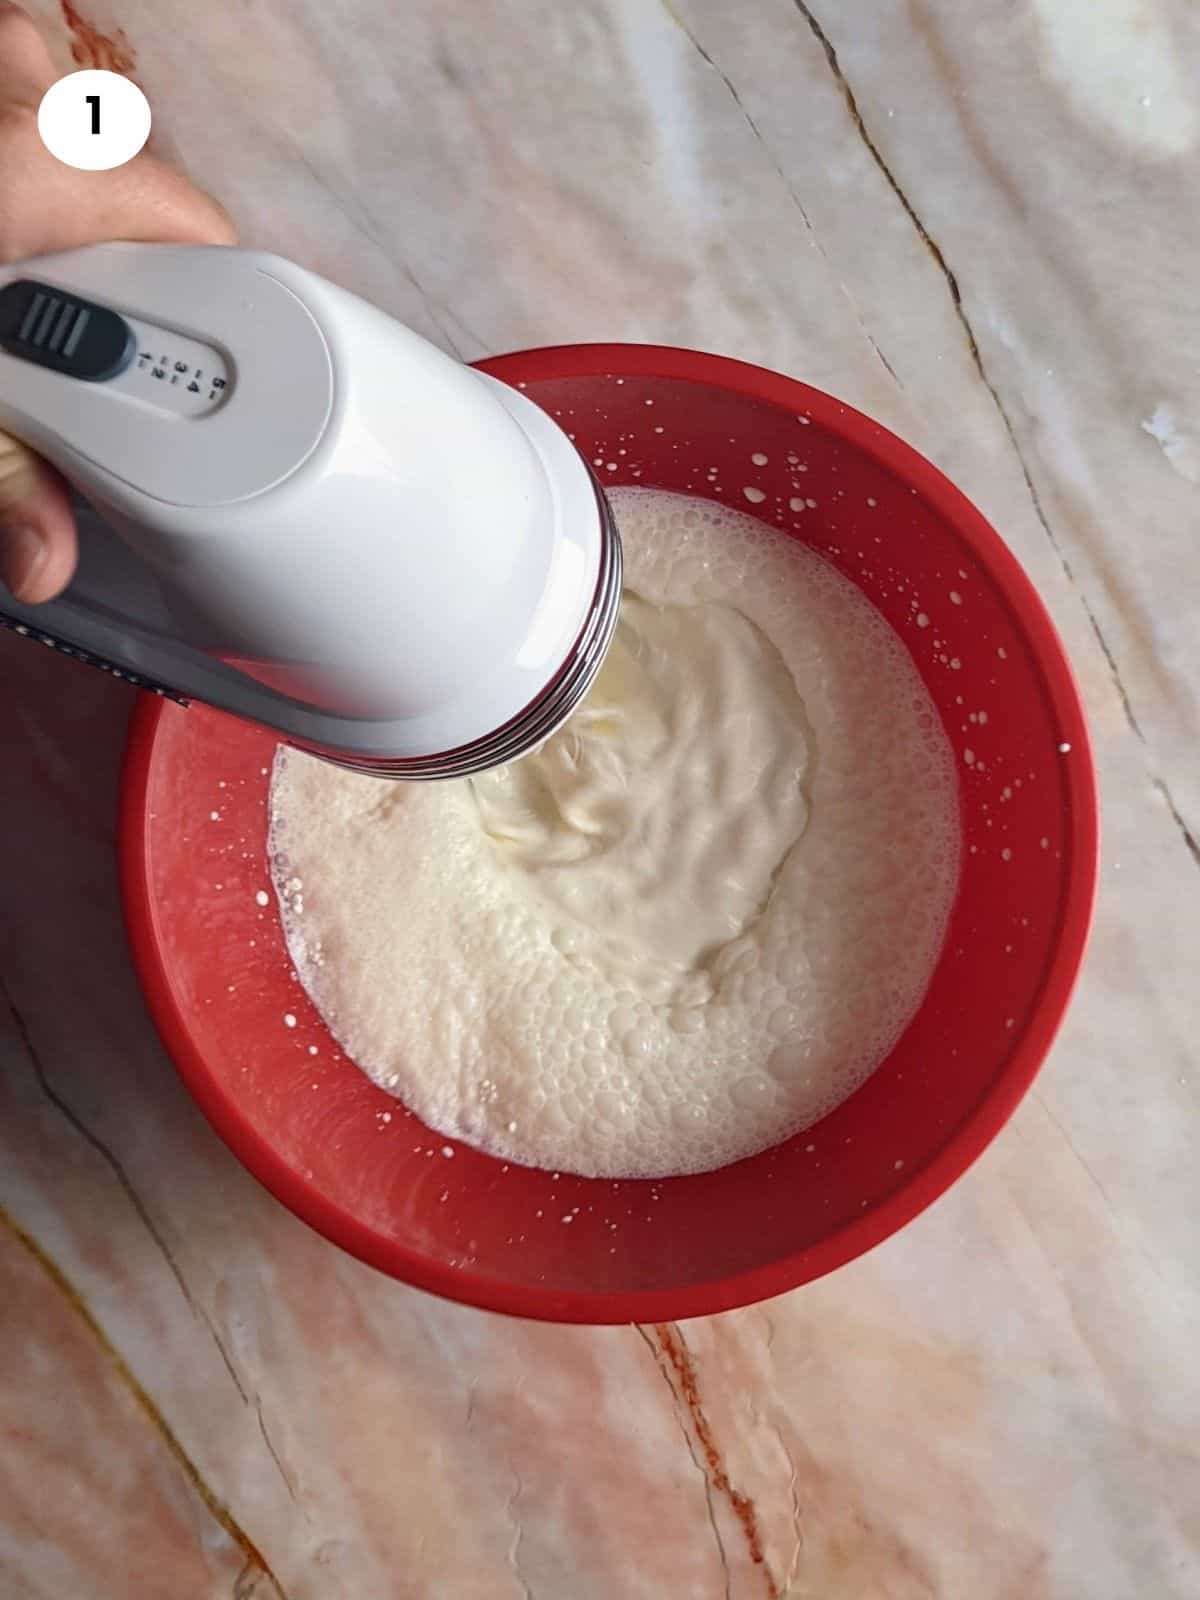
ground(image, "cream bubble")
xmin=670 ymin=1007 xmax=704 ymax=1034
xmin=731 ymin=1074 xmax=775 ymax=1110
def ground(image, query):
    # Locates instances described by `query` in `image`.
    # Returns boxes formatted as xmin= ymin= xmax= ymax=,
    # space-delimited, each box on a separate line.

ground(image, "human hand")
xmin=0 ymin=1 xmax=234 ymax=602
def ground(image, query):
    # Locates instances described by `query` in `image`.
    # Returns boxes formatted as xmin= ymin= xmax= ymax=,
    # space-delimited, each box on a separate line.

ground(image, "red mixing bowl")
xmin=119 ymin=346 xmax=1098 ymax=1322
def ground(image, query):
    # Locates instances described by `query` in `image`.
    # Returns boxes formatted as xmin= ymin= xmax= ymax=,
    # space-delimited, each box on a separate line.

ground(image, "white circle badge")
xmin=37 ymin=69 xmax=151 ymax=171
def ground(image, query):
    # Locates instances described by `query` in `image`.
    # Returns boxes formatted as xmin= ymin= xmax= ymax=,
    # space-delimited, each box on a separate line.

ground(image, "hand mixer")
xmin=0 ymin=244 xmax=622 ymax=777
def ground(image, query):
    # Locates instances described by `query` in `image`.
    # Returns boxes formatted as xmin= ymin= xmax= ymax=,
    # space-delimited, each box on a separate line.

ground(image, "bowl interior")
xmin=121 ymin=349 xmax=1096 ymax=1321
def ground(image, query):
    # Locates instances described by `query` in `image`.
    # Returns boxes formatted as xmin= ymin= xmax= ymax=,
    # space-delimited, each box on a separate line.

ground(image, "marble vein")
xmin=792 ymin=0 xmax=1094 ymax=613
xmin=1153 ymin=778 xmax=1200 ymax=872
xmin=793 ymin=0 xmax=1190 ymax=875
xmin=635 ymin=1324 xmax=736 ymax=1598
xmin=790 ymin=0 xmax=1159 ymax=789
xmin=282 ymin=142 xmax=469 ymax=362
xmin=0 ymin=1203 xmax=287 ymax=1600
xmin=0 ymin=970 xmax=311 ymax=1517
xmin=663 ymin=0 xmax=904 ymax=390
xmin=0 ymin=973 xmax=200 ymax=1318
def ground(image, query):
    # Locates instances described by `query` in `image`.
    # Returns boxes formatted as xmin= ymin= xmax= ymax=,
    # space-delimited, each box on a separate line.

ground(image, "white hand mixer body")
xmin=0 ymin=244 xmax=621 ymax=776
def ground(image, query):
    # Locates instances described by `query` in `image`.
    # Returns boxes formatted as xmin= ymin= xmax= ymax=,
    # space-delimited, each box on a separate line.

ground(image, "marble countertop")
xmin=2 ymin=1 xmax=1198 ymax=1594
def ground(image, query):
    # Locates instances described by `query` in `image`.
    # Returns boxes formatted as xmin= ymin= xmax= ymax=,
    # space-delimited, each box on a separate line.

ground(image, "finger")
xmin=89 ymin=152 xmax=238 ymax=247
xmin=0 ymin=2 xmax=54 ymax=101
xmin=0 ymin=3 xmax=56 ymax=106
xmin=0 ymin=119 xmax=237 ymax=260
xmin=0 ymin=5 xmax=237 ymax=257
xmin=0 ymin=435 xmax=77 ymax=602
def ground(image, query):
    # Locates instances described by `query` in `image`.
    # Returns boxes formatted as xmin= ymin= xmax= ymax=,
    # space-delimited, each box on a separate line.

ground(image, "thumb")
xmin=0 ymin=431 xmax=77 ymax=602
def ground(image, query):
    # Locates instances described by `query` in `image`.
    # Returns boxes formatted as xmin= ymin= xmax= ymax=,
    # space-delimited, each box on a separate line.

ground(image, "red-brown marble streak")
xmin=59 ymin=0 xmax=136 ymax=75
xmin=652 ymin=1321 xmax=779 ymax=1597
xmin=0 ymin=1207 xmax=281 ymax=1599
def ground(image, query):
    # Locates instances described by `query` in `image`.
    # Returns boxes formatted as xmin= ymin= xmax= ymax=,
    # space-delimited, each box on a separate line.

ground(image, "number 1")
xmin=85 ymin=94 xmax=100 ymax=135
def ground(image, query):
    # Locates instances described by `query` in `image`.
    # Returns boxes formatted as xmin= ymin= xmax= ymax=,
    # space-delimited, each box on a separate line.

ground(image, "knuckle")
xmin=0 ymin=4 xmax=36 ymax=45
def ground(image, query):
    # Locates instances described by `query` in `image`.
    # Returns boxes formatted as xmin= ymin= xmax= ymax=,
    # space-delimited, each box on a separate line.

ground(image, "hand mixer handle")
xmin=0 ymin=243 xmax=373 ymax=734
xmin=0 ymin=495 xmax=347 ymax=729
xmin=0 ymin=243 xmax=609 ymax=772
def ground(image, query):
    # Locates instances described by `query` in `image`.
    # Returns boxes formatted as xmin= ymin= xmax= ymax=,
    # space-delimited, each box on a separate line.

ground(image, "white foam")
xmin=269 ymin=489 xmax=961 ymax=1179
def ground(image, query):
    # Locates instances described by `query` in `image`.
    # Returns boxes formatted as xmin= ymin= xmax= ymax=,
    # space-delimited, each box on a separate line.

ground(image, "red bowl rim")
xmin=118 ymin=343 xmax=1099 ymax=1323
